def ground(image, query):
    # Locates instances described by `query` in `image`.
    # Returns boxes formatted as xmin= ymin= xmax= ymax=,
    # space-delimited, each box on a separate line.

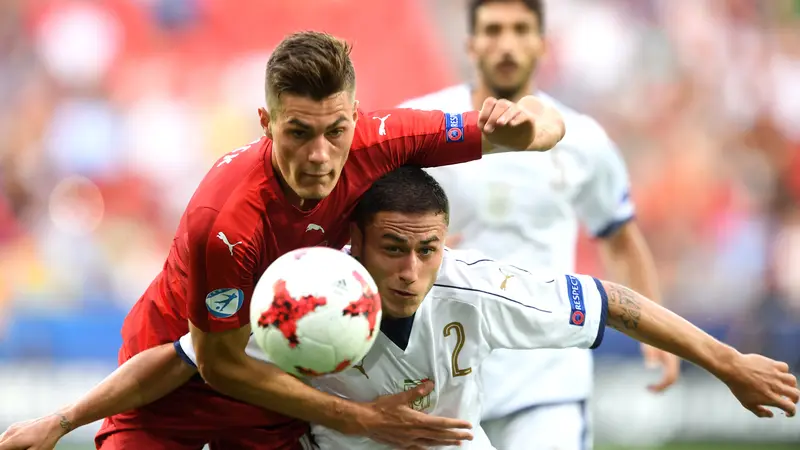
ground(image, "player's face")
xmin=350 ymin=211 xmax=447 ymax=318
xmin=261 ymin=92 xmax=358 ymax=204
xmin=468 ymin=1 xmax=544 ymax=99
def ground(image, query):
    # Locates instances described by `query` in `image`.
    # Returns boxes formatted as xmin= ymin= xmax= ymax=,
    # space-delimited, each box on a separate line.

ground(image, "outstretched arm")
xmin=600 ymin=280 xmax=800 ymax=417
xmin=479 ymin=96 xmax=566 ymax=153
xmin=0 ymin=344 xmax=193 ymax=449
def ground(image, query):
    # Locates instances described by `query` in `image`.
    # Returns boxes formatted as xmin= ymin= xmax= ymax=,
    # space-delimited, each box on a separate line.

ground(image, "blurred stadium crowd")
xmin=0 ymin=0 xmax=799 ymax=381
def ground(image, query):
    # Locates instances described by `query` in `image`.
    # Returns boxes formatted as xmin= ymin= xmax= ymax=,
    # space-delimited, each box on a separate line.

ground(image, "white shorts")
xmin=481 ymin=400 xmax=591 ymax=450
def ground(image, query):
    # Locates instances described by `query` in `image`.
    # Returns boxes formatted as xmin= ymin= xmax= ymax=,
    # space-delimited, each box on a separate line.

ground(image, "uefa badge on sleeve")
xmin=444 ymin=113 xmax=464 ymax=143
xmin=565 ymin=275 xmax=586 ymax=327
xmin=206 ymin=288 xmax=244 ymax=318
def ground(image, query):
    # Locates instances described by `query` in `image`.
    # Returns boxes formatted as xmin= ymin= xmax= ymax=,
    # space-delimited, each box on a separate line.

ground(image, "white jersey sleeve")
xmin=173 ymin=332 xmax=271 ymax=368
xmin=439 ymin=250 xmax=609 ymax=351
xmin=572 ymin=116 xmax=635 ymax=238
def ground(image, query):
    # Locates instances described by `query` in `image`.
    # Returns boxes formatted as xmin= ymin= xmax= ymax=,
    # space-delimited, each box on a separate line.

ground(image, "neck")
xmin=271 ymin=150 xmax=318 ymax=210
xmin=471 ymin=79 xmax=535 ymax=111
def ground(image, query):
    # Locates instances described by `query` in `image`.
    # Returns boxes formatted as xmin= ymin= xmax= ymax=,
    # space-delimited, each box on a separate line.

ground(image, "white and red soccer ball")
xmin=250 ymin=247 xmax=382 ymax=377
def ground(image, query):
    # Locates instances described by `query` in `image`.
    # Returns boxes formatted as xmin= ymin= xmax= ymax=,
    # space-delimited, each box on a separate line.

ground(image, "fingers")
xmin=411 ymin=438 xmax=463 ymax=448
xmin=647 ymin=371 xmax=678 ymax=393
xmin=644 ymin=349 xmax=681 ymax=393
xmin=390 ymin=380 xmax=434 ymax=405
xmin=412 ymin=380 xmax=434 ymax=398
xmin=780 ymin=372 xmax=797 ymax=388
xmin=775 ymin=396 xmax=797 ymax=417
xmin=778 ymin=378 xmax=800 ymax=403
xmin=412 ymin=412 xmax=473 ymax=431
xmin=776 ymin=385 xmax=800 ymax=417
xmin=477 ymin=98 xmax=494 ymax=131
xmin=751 ymin=405 xmax=774 ymax=418
xmin=641 ymin=344 xmax=660 ymax=369
xmin=478 ymin=98 xmax=522 ymax=133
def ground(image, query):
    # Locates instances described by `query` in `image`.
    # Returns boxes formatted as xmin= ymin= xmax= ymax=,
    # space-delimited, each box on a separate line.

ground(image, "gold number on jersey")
xmin=443 ymin=322 xmax=472 ymax=377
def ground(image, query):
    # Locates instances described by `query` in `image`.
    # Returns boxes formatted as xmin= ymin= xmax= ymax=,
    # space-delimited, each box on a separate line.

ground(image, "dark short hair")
xmin=468 ymin=0 xmax=544 ymax=34
xmin=352 ymin=167 xmax=449 ymax=230
xmin=265 ymin=31 xmax=356 ymax=113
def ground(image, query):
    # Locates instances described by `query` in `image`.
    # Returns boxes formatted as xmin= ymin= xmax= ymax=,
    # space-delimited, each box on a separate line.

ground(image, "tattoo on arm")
xmin=57 ymin=414 xmax=73 ymax=433
xmin=603 ymin=282 xmax=643 ymax=331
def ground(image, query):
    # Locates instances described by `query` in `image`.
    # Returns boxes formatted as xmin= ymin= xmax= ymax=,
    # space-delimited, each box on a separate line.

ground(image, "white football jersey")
xmin=175 ymin=248 xmax=609 ymax=450
xmin=399 ymin=85 xmax=634 ymax=417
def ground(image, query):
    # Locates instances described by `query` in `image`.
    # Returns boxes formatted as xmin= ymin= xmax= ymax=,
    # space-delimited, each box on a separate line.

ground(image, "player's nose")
xmin=397 ymin=255 xmax=419 ymax=284
xmin=307 ymin=137 xmax=331 ymax=165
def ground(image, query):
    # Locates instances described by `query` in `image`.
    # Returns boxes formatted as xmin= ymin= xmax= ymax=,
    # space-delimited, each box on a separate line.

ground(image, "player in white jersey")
xmin=3 ymin=167 xmax=797 ymax=450
xmin=398 ymin=1 xmax=681 ymax=448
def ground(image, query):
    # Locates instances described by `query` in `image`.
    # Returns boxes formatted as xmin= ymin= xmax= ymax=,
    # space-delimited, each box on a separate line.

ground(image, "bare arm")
xmin=600 ymin=222 xmax=680 ymax=391
xmin=479 ymin=95 xmax=566 ymax=154
xmin=191 ymin=323 xmax=369 ymax=434
xmin=0 ymin=344 xmax=194 ymax=449
xmin=191 ymin=323 xmax=474 ymax=446
xmin=60 ymin=344 xmax=194 ymax=430
xmin=600 ymin=280 xmax=799 ymax=417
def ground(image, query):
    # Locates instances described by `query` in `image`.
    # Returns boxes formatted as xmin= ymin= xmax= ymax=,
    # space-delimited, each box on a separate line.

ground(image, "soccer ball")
xmin=250 ymin=246 xmax=382 ymax=377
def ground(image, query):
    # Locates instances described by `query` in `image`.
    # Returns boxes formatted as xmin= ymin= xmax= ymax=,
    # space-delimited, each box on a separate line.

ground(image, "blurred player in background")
xmin=54 ymin=29 xmax=565 ymax=449
xmin=399 ymin=1 xmax=681 ymax=449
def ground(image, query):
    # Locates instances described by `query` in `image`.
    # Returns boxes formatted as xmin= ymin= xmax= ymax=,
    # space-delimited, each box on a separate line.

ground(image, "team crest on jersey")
xmin=206 ymin=288 xmax=244 ymax=318
xmin=403 ymin=378 xmax=433 ymax=411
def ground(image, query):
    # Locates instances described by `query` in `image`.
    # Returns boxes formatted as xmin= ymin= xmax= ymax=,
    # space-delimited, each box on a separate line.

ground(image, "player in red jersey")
xmin=0 ymin=31 xmax=565 ymax=450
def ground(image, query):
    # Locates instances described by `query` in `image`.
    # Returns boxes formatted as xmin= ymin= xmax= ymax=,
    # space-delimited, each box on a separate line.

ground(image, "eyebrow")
xmin=382 ymin=233 xmax=441 ymax=245
xmin=287 ymin=116 xmax=348 ymax=130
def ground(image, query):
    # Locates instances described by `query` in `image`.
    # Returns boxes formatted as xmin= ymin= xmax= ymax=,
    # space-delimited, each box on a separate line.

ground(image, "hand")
xmin=721 ymin=353 xmax=799 ymax=418
xmin=360 ymin=381 xmax=473 ymax=448
xmin=641 ymin=343 xmax=681 ymax=392
xmin=0 ymin=414 xmax=69 ymax=450
xmin=478 ymin=97 xmax=536 ymax=151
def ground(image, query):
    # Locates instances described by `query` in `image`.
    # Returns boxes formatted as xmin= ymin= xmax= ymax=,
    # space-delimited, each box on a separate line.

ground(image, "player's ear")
xmin=349 ymin=222 xmax=363 ymax=257
xmin=258 ymin=107 xmax=273 ymax=138
xmin=351 ymin=100 xmax=359 ymax=123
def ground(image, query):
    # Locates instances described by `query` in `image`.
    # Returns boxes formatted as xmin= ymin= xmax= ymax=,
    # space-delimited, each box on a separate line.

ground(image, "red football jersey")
xmin=101 ymin=108 xmax=482 ymax=438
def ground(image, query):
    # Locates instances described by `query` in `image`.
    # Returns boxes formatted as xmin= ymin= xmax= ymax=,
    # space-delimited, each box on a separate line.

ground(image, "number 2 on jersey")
xmin=443 ymin=322 xmax=472 ymax=377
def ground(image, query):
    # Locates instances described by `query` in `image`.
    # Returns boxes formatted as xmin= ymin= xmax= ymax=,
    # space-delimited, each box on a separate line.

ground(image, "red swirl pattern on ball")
xmin=258 ymin=279 xmax=327 ymax=347
xmin=342 ymin=270 xmax=381 ymax=338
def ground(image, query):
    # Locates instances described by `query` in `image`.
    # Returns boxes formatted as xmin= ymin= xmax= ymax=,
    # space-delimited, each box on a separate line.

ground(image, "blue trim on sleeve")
xmin=173 ymin=340 xmax=197 ymax=368
xmin=595 ymin=214 xmax=635 ymax=239
xmin=590 ymin=278 xmax=609 ymax=349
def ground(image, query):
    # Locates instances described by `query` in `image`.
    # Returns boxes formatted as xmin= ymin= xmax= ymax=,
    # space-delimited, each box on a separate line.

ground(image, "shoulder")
xmin=433 ymin=249 xmax=515 ymax=300
xmin=434 ymin=249 xmax=557 ymax=304
xmin=185 ymin=139 xmax=270 ymax=251
xmin=189 ymin=137 xmax=271 ymax=211
xmin=397 ymin=84 xmax=472 ymax=111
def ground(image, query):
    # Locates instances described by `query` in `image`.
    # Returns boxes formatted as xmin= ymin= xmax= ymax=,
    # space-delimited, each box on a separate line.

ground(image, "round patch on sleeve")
xmin=206 ymin=288 xmax=245 ymax=318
